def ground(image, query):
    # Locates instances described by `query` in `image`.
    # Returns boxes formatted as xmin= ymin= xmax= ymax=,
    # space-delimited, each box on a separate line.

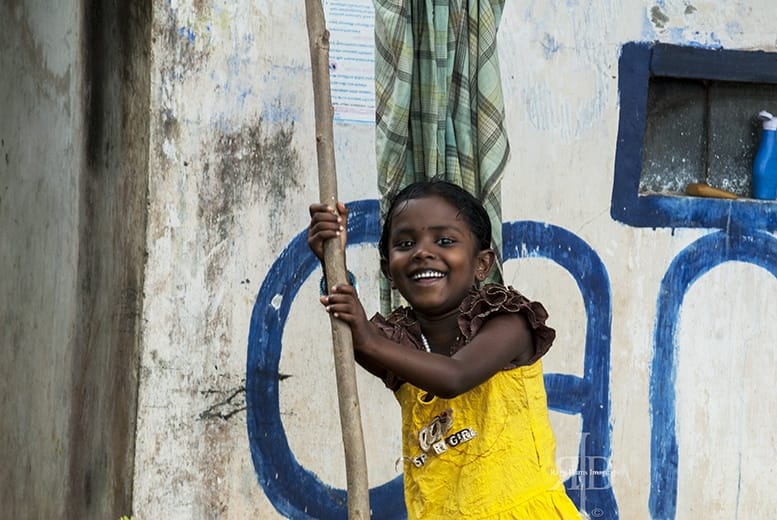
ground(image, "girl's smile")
xmin=381 ymin=195 xmax=494 ymax=319
xmin=411 ymin=269 xmax=446 ymax=281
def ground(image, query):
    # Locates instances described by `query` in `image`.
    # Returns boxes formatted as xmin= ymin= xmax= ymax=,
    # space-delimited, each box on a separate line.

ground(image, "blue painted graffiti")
xmin=245 ymin=200 xmax=403 ymax=519
xmin=178 ymin=26 xmax=196 ymax=44
xmin=649 ymin=229 xmax=777 ymax=519
xmin=614 ymin=41 xmax=777 ymax=518
xmin=504 ymin=222 xmax=619 ymax=518
xmin=247 ymin=201 xmax=619 ymax=518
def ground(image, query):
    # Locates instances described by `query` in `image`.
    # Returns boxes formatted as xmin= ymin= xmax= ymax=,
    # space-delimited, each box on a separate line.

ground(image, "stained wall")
xmin=3 ymin=1 xmax=776 ymax=519
xmin=136 ymin=1 xmax=777 ymax=518
xmin=1 ymin=0 xmax=150 ymax=518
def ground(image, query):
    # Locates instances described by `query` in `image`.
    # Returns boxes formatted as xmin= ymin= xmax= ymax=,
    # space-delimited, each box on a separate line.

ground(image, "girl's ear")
xmin=380 ymin=258 xmax=393 ymax=286
xmin=475 ymin=249 xmax=496 ymax=282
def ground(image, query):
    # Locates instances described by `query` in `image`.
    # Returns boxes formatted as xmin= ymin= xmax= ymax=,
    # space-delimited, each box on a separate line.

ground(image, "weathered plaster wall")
xmin=0 ymin=2 xmax=82 ymax=517
xmin=69 ymin=1 xmax=151 ymax=517
xmin=133 ymin=1 xmax=777 ymax=519
xmin=134 ymin=2 xmax=315 ymax=517
xmin=0 ymin=0 xmax=150 ymax=518
xmin=498 ymin=2 xmax=777 ymax=518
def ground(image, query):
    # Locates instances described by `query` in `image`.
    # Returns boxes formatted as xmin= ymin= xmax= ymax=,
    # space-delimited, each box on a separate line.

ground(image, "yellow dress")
xmin=395 ymin=361 xmax=580 ymax=519
xmin=372 ymin=284 xmax=581 ymax=519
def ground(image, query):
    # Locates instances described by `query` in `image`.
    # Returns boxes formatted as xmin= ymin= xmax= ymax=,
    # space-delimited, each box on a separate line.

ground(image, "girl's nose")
xmin=412 ymin=242 xmax=435 ymax=260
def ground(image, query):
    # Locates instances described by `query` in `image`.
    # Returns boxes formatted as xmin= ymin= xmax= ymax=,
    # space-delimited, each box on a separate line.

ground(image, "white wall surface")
xmin=134 ymin=1 xmax=777 ymax=518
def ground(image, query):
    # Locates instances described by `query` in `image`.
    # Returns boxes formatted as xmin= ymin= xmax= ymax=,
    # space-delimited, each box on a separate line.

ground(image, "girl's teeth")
xmin=414 ymin=271 xmax=443 ymax=280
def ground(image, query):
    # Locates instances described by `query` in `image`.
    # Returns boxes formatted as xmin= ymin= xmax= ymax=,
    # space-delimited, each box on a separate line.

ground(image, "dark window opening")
xmin=611 ymin=42 xmax=777 ymax=231
xmin=641 ymin=77 xmax=777 ymax=198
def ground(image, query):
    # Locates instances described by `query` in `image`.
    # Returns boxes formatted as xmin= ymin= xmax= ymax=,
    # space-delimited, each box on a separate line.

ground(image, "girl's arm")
xmin=323 ymin=285 xmax=535 ymax=398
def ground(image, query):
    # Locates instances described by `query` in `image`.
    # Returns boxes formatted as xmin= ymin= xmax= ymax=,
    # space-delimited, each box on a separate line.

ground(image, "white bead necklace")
xmin=420 ymin=333 xmax=460 ymax=354
xmin=420 ymin=333 xmax=432 ymax=353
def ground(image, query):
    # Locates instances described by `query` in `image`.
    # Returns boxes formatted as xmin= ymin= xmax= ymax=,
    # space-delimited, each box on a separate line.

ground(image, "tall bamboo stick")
xmin=303 ymin=1 xmax=370 ymax=517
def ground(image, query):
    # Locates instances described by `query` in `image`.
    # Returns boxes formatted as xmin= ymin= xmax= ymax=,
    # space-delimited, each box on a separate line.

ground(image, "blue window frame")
xmin=611 ymin=42 xmax=777 ymax=232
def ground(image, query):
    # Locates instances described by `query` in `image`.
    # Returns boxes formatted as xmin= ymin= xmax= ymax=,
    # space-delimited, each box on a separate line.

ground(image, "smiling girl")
xmin=307 ymin=180 xmax=580 ymax=519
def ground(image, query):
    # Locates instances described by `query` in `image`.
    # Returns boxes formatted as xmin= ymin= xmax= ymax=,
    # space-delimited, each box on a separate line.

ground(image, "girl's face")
xmin=381 ymin=195 xmax=494 ymax=318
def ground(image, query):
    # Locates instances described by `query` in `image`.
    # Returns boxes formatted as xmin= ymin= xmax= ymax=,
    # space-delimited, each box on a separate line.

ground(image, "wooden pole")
xmin=303 ymin=1 xmax=370 ymax=517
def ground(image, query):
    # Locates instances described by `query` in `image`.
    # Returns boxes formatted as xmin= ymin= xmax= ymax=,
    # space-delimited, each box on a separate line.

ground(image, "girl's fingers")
xmin=308 ymin=202 xmax=348 ymax=263
xmin=309 ymin=217 xmax=344 ymax=238
xmin=310 ymin=216 xmax=342 ymax=231
xmin=309 ymin=219 xmax=343 ymax=234
xmin=310 ymin=203 xmax=344 ymax=221
xmin=309 ymin=203 xmax=334 ymax=216
xmin=322 ymin=303 xmax=356 ymax=321
xmin=320 ymin=291 xmax=355 ymax=305
xmin=309 ymin=203 xmax=347 ymax=249
xmin=336 ymin=203 xmax=349 ymax=232
xmin=329 ymin=284 xmax=356 ymax=295
xmin=309 ymin=229 xmax=340 ymax=243
xmin=321 ymin=294 xmax=358 ymax=314
xmin=308 ymin=223 xmax=344 ymax=248
xmin=336 ymin=201 xmax=349 ymax=218
xmin=310 ymin=203 xmax=346 ymax=228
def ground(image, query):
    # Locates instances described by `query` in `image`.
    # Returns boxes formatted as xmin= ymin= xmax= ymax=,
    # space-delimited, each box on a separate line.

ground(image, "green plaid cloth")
xmin=374 ymin=0 xmax=509 ymax=313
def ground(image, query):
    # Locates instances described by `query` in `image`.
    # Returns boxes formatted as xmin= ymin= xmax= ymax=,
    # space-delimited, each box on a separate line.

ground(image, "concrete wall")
xmin=0 ymin=2 xmax=82 ymax=517
xmin=134 ymin=1 xmax=777 ymax=518
xmin=0 ymin=0 xmax=150 ymax=518
xmin=4 ymin=0 xmax=777 ymax=519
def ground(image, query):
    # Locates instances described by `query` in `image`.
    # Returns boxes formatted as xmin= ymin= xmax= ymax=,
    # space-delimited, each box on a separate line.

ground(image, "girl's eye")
xmin=437 ymin=237 xmax=455 ymax=246
xmin=394 ymin=240 xmax=414 ymax=249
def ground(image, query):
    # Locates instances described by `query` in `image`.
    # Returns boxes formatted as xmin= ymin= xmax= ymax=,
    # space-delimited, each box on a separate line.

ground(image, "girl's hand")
xmin=307 ymin=201 xmax=348 ymax=263
xmin=319 ymin=283 xmax=375 ymax=350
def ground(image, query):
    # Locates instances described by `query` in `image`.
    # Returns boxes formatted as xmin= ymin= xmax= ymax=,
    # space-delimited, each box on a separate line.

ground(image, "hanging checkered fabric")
xmin=374 ymin=0 xmax=509 ymax=313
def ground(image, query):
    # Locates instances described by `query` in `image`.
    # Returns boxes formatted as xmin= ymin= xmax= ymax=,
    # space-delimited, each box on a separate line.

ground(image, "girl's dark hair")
xmin=378 ymin=180 xmax=492 ymax=259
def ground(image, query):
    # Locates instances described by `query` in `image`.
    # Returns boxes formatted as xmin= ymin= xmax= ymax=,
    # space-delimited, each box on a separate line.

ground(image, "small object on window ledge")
xmin=753 ymin=110 xmax=777 ymax=200
xmin=685 ymin=183 xmax=738 ymax=199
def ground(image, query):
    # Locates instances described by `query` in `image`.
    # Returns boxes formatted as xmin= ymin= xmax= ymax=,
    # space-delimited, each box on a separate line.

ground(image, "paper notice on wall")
xmin=323 ymin=0 xmax=375 ymax=125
